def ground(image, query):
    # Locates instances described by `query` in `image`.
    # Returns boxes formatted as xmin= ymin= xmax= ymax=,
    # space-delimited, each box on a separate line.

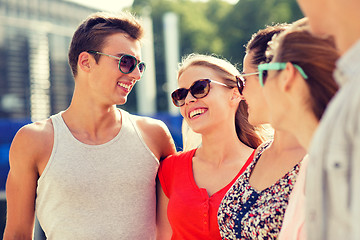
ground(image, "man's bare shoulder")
xmin=14 ymin=119 xmax=53 ymax=143
xmin=132 ymin=115 xmax=169 ymax=133
xmin=10 ymin=119 xmax=54 ymax=163
xmin=131 ymin=115 xmax=176 ymax=160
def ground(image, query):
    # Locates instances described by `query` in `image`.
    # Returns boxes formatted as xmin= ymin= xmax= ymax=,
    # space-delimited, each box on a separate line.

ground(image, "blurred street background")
xmin=0 ymin=0 xmax=303 ymax=238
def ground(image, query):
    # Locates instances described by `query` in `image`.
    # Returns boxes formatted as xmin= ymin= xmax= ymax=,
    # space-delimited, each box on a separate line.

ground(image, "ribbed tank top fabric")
xmin=36 ymin=109 xmax=159 ymax=240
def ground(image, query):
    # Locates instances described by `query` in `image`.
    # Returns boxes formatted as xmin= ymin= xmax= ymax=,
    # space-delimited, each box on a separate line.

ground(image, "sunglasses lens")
xmin=236 ymin=76 xmax=245 ymax=94
xmin=171 ymin=88 xmax=189 ymax=107
xmin=260 ymin=70 xmax=268 ymax=86
xmin=171 ymin=80 xmax=211 ymax=107
xmin=138 ymin=62 xmax=146 ymax=74
xmin=263 ymin=70 xmax=268 ymax=84
xmin=119 ymin=55 xmax=137 ymax=74
xmin=190 ymin=80 xmax=210 ymax=99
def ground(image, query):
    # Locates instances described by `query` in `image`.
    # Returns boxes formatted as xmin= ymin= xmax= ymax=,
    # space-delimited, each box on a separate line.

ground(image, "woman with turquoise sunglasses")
xmin=259 ymin=20 xmax=339 ymax=239
xmin=218 ymin=23 xmax=307 ymax=240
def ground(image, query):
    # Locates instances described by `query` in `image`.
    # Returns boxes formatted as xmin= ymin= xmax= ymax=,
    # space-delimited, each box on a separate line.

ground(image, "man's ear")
xmin=78 ymin=52 xmax=92 ymax=73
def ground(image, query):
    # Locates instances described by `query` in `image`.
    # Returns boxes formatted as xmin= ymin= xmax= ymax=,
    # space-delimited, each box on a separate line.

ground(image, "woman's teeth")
xmin=190 ymin=109 xmax=205 ymax=118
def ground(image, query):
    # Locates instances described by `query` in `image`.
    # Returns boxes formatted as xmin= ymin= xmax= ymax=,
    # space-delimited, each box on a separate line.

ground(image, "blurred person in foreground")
xmin=295 ymin=0 xmax=360 ymax=239
xmin=156 ymin=53 xmax=264 ymax=239
xmin=217 ymin=24 xmax=307 ymax=240
xmin=3 ymin=11 xmax=176 ymax=240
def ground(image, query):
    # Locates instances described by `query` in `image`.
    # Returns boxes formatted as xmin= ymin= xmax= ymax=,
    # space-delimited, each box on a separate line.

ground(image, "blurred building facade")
xmin=0 ymin=0 xmax=114 ymax=121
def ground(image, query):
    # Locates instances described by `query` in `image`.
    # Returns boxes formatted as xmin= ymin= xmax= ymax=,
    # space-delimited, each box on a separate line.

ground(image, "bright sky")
xmin=66 ymin=0 xmax=239 ymax=11
xmin=66 ymin=0 xmax=134 ymax=11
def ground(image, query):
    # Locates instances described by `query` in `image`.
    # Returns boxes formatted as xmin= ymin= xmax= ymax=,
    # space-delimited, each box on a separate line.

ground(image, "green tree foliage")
xmin=131 ymin=0 xmax=303 ymax=111
xmin=219 ymin=0 xmax=303 ymax=65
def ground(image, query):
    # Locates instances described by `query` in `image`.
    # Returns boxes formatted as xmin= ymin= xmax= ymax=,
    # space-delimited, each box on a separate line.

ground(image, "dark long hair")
xmin=269 ymin=23 xmax=339 ymax=120
xmin=246 ymin=23 xmax=290 ymax=65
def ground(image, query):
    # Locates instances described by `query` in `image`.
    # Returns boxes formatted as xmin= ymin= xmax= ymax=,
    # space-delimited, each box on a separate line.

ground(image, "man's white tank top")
xmin=36 ymin=109 xmax=159 ymax=239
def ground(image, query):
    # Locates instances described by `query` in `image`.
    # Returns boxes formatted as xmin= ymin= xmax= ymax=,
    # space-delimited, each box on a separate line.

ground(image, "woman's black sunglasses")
xmin=171 ymin=79 xmax=232 ymax=107
xmin=235 ymin=72 xmax=260 ymax=95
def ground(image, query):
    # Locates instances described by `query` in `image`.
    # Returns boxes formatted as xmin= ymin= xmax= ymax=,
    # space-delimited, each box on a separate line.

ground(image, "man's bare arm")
xmin=3 ymin=120 xmax=53 ymax=240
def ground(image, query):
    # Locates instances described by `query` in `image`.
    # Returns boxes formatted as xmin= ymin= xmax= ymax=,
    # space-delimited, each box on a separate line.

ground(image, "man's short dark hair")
xmin=68 ymin=11 xmax=144 ymax=77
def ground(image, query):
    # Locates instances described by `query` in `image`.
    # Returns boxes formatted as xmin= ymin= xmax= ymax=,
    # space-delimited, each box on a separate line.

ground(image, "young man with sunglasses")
xmin=3 ymin=12 xmax=176 ymax=239
xmin=295 ymin=0 xmax=360 ymax=239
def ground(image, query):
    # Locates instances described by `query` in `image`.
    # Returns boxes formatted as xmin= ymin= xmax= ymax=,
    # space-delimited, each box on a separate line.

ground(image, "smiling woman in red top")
xmin=156 ymin=54 xmax=265 ymax=240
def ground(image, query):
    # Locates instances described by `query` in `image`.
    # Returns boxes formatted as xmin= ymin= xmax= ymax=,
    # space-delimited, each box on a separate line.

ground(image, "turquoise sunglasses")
xmin=257 ymin=62 xmax=308 ymax=87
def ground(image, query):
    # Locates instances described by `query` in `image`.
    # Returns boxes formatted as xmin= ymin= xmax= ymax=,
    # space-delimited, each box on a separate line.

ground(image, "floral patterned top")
xmin=217 ymin=141 xmax=301 ymax=240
